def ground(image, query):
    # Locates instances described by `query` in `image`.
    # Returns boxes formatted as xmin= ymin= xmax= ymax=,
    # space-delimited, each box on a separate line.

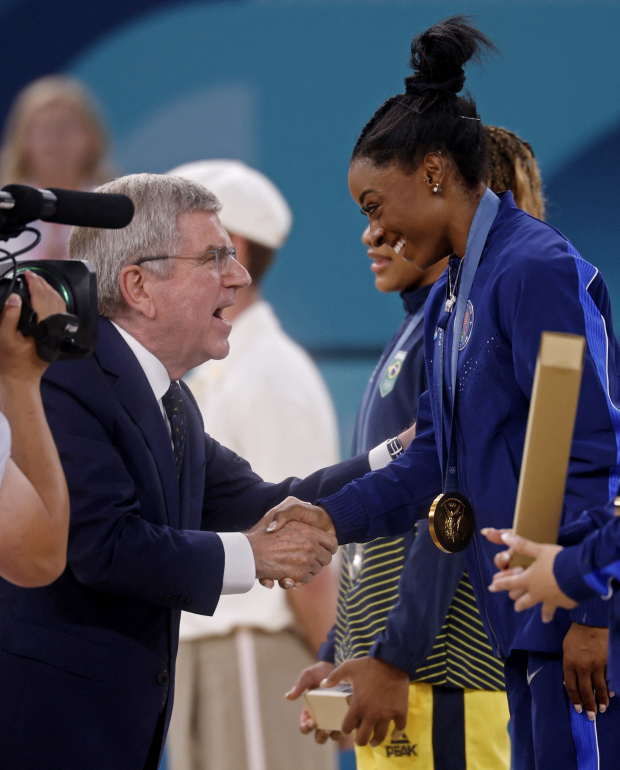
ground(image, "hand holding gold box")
xmin=510 ymin=332 xmax=586 ymax=568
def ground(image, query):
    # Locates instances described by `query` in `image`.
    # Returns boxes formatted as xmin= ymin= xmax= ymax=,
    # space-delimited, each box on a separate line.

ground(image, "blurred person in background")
xmin=166 ymin=160 xmax=340 ymax=770
xmin=287 ymin=126 xmax=546 ymax=770
xmin=0 ymin=75 xmax=112 ymax=260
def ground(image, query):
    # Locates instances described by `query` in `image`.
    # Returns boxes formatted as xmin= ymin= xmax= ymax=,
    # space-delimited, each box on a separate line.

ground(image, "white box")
xmin=303 ymin=684 xmax=353 ymax=732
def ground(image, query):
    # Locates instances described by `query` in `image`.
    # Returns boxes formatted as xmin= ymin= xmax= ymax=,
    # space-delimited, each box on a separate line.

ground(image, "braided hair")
xmin=352 ymin=15 xmax=498 ymax=189
xmin=485 ymin=125 xmax=546 ymax=220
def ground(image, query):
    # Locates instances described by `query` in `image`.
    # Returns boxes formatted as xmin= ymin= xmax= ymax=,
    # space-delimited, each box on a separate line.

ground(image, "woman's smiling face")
xmin=362 ymin=224 xmax=424 ymax=294
xmin=349 ymin=156 xmax=454 ymax=272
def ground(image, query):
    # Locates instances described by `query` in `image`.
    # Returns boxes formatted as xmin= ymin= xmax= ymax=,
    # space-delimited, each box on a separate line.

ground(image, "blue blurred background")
xmin=2 ymin=0 xmax=619 ymax=456
xmin=2 ymin=2 xmax=618 ymax=767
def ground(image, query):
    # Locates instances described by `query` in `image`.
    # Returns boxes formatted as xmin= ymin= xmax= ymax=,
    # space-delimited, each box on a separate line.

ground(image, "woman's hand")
xmin=480 ymin=527 xmax=515 ymax=571
xmin=563 ymin=623 xmax=610 ymax=721
xmin=486 ymin=532 xmax=576 ymax=622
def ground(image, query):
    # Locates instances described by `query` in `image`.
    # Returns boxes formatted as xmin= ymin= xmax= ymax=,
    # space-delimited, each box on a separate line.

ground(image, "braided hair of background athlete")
xmin=485 ymin=125 xmax=545 ymax=220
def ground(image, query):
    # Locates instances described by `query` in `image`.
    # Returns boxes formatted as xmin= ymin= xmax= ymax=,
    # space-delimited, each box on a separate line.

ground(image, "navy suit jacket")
xmin=0 ymin=318 xmax=370 ymax=770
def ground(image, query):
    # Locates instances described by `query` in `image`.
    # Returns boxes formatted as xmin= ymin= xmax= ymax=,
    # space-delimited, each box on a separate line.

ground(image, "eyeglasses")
xmin=134 ymin=246 xmax=237 ymax=276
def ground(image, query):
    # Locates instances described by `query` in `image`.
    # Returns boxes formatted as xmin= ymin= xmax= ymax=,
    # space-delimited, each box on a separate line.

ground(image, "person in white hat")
xmin=166 ymin=160 xmax=340 ymax=770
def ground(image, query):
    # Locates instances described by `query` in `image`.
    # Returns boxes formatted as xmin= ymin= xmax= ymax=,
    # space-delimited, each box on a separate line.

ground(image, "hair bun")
xmin=404 ymin=69 xmax=466 ymax=97
xmin=409 ymin=14 xmax=498 ymax=90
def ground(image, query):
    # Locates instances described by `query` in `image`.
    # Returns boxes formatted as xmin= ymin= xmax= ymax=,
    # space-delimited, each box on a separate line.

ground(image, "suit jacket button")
xmin=157 ymin=671 xmax=170 ymax=686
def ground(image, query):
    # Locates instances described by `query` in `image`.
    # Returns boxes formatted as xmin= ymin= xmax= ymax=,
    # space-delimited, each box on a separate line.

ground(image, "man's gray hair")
xmin=69 ymin=173 xmax=221 ymax=317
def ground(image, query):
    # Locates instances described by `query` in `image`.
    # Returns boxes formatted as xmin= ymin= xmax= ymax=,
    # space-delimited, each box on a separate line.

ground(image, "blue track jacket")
xmin=319 ymin=192 xmax=620 ymax=658
xmin=554 ymin=503 xmax=620 ymax=685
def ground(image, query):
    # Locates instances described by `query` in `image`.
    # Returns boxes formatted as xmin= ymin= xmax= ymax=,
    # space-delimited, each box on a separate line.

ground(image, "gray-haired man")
xmin=0 ymin=173 xmax=411 ymax=770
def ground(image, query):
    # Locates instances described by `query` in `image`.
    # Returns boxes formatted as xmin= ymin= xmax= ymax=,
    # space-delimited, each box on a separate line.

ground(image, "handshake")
xmin=245 ymin=497 xmax=336 ymax=589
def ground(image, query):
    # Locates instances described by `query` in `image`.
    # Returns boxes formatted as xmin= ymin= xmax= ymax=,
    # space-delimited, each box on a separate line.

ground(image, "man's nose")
xmin=224 ymin=255 xmax=252 ymax=289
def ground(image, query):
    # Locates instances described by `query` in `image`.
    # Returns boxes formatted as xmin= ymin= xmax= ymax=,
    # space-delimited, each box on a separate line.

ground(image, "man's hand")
xmin=245 ymin=507 xmax=337 ymax=589
xmin=563 ymin=623 xmax=610 ymax=721
xmin=485 ymin=531 xmax=577 ymax=622
xmin=323 ymin=656 xmax=409 ymax=747
xmin=0 ymin=271 xmax=65 ymax=381
xmin=285 ymin=661 xmax=341 ymax=744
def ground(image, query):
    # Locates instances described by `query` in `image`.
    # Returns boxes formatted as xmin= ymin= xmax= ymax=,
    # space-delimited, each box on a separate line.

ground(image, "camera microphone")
xmin=0 ymin=184 xmax=134 ymax=230
xmin=0 ymin=183 xmax=134 ymax=362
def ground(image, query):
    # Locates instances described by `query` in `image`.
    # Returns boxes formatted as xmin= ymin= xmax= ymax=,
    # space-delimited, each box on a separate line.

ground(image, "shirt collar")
xmin=111 ymin=321 xmax=171 ymax=402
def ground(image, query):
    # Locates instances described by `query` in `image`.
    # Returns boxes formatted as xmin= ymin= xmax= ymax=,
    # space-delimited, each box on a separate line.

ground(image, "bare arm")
xmin=0 ymin=273 xmax=70 ymax=586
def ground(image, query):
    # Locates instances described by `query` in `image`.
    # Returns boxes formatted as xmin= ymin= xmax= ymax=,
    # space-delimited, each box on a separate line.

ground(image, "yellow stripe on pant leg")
xmin=354 ymin=683 xmax=434 ymax=769
xmin=463 ymin=689 xmax=510 ymax=770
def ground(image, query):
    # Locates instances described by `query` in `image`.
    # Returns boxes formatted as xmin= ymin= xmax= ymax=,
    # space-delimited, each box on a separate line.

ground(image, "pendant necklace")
xmin=444 ymin=255 xmax=463 ymax=313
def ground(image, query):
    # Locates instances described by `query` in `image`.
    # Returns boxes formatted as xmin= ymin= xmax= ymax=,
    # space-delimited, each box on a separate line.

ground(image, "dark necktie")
xmin=162 ymin=381 xmax=185 ymax=478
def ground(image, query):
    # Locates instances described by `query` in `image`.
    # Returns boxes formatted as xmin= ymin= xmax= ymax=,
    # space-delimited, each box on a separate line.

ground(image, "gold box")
xmin=303 ymin=684 xmax=353 ymax=732
xmin=511 ymin=332 xmax=585 ymax=568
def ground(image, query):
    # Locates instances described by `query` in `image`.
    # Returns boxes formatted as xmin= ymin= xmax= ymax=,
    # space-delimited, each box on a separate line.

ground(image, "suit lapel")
xmin=96 ymin=318 xmax=180 ymax=528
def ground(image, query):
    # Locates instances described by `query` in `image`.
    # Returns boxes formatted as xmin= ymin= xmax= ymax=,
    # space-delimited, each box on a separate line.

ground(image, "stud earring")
xmin=433 ymin=184 xmax=439 ymax=193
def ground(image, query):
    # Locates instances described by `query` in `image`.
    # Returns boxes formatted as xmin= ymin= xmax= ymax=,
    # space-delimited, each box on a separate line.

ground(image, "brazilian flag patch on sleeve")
xmin=380 ymin=350 xmax=407 ymax=398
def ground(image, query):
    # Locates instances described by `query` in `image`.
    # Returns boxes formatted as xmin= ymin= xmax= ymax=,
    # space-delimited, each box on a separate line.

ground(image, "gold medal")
xmin=429 ymin=492 xmax=475 ymax=553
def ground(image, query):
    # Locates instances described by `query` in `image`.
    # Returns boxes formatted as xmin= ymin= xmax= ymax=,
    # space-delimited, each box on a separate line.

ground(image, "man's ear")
xmin=119 ymin=265 xmax=157 ymax=319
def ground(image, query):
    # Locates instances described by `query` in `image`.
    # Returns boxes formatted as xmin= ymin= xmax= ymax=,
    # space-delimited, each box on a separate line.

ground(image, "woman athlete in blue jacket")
xmin=288 ymin=127 xmax=546 ymax=770
xmin=270 ymin=16 xmax=620 ymax=770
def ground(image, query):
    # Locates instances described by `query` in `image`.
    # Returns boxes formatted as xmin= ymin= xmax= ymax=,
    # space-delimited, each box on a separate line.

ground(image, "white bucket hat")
xmin=167 ymin=160 xmax=292 ymax=250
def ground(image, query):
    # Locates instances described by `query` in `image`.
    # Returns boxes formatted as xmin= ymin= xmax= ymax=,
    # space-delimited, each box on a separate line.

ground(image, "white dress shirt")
xmin=112 ymin=322 xmax=255 ymax=595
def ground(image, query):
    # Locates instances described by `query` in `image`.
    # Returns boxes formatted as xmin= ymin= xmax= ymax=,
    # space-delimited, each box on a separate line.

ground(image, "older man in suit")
xmin=0 ymin=174 xmax=408 ymax=770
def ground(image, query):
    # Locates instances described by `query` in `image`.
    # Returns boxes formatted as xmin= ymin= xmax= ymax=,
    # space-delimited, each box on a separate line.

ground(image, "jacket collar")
xmin=111 ymin=321 xmax=171 ymax=403
xmin=95 ymin=317 xmax=180 ymax=527
xmin=481 ymin=190 xmax=525 ymax=262
xmin=400 ymin=282 xmax=434 ymax=316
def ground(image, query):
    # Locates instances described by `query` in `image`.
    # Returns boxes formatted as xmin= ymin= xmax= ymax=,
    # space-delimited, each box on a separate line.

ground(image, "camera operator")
xmin=0 ymin=269 xmax=69 ymax=586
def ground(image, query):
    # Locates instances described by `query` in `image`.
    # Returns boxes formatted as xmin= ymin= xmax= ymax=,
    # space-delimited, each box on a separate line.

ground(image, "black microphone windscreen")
xmin=46 ymin=189 xmax=135 ymax=229
xmin=1 ymin=184 xmax=44 ymax=224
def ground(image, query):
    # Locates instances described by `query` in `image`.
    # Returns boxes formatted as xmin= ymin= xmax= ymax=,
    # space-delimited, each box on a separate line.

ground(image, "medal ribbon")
xmin=356 ymin=305 xmax=426 ymax=453
xmin=433 ymin=189 xmax=500 ymax=493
